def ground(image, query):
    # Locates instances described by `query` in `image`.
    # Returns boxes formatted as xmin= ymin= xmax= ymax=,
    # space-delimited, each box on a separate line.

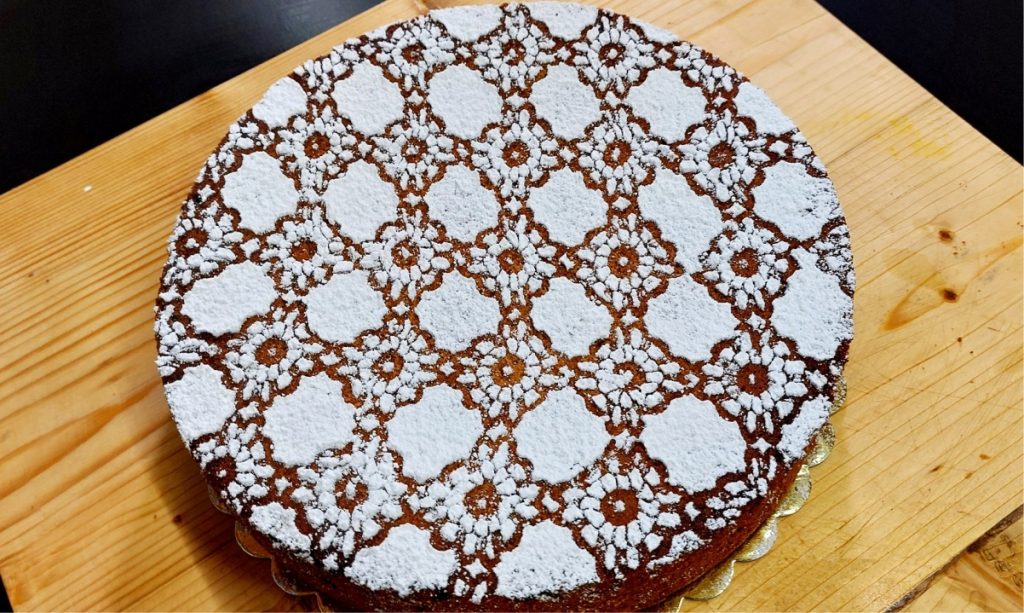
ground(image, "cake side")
xmin=231 ymin=448 xmax=813 ymax=611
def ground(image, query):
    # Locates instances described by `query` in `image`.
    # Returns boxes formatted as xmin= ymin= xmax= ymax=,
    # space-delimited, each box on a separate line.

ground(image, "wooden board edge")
xmin=887 ymin=505 xmax=1024 ymax=612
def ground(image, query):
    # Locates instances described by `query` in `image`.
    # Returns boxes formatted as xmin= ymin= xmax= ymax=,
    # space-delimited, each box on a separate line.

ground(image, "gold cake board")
xmin=209 ymin=379 xmax=847 ymax=611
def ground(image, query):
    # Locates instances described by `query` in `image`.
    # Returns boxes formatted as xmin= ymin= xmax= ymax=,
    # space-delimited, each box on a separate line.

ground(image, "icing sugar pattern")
xmin=156 ymin=3 xmax=853 ymax=604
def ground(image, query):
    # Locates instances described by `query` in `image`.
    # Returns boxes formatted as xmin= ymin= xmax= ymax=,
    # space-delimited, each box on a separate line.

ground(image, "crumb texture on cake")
xmin=154 ymin=3 xmax=854 ymax=609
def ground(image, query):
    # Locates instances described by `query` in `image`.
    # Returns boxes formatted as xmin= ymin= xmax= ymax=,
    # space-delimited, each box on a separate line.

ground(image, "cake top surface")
xmin=155 ymin=2 xmax=854 ymax=608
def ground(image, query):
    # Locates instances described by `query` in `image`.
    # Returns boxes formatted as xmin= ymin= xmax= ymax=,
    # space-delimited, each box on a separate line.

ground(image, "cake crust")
xmin=155 ymin=3 xmax=854 ymax=609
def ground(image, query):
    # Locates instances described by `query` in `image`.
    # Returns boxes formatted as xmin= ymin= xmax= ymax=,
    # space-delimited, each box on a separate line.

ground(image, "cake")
xmin=154 ymin=3 xmax=855 ymax=610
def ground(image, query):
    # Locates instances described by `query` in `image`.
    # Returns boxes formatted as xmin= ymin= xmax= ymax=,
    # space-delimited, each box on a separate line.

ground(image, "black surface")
xmin=0 ymin=573 xmax=9 ymax=613
xmin=819 ymin=0 xmax=1023 ymax=162
xmin=0 ymin=0 xmax=381 ymax=194
xmin=0 ymin=1 xmax=1021 ymax=195
xmin=0 ymin=0 xmax=1021 ymax=197
xmin=0 ymin=0 xmax=1019 ymax=606
xmin=0 ymin=0 xmax=1020 ymax=197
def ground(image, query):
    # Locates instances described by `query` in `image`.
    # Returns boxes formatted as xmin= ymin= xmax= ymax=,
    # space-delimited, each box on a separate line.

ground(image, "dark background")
xmin=0 ymin=0 xmax=1020 ymax=608
xmin=0 ymin=0 xmax=1021 ymax=197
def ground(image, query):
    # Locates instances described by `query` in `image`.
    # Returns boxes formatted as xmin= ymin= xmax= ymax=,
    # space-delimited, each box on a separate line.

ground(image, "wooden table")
xmin=1 ymin=0 xmax=1021 ymax=610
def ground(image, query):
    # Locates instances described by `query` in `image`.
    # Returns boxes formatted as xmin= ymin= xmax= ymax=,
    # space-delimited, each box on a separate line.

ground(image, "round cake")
xmin=154 ymin=3 xmax=855 ymax=610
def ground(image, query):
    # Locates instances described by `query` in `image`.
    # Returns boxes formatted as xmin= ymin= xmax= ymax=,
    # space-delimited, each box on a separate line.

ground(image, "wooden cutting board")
xmin=0 ymin=0 xmax=1020 ymax=610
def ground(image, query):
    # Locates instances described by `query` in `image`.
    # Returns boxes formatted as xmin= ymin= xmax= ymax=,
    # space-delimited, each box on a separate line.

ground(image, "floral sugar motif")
xmin=156 ymin=3 xmax=853 ymax=608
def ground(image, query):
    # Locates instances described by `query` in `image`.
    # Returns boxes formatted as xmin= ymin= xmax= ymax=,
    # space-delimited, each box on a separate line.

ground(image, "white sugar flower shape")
xmin=573 ymin=14 xmax=656 ymax=94
xmin=155 ymin=304 xmax=216 ymax=377
xmin=225 ymin=307 xmax=323 ymax=401
xmin=577 ymin=108 xmax=663 ymax=197
xmin=575 ymin=327 xmax=686 ymax=426
xmin=573 ymin=213 xmax=679 ymax=311
xmin=473 ymin=6 xmax=555 ymax=91
xmin=359 ymin=208 xmax=453 ymax=302
xmin=471 ymin=107 xmax=558 ymax=198
xmin=372 ymin=107 xmax=456 ymax=193
xmin=260 ymin=208 xmax=353 ymax=291
xmin=295 ymin=46 xmax=353 ymax=98
xmin=302 ymin=440 xmax=408 ymax=560
xmin=220 ymin=421 xmax=274 ymax=505
xmin=274 ymin=105 xmax=357 ymax=196
xmin=467 ymin=213 xmax=558 ymax=306
xmin=678 ymin=110 xmax=769 ymax=202
xmin=707 ymin=454 xmax=778 ymax=520
xmin=163 ymin=197 xmax=242 ymax=287
xmin=415 ymin=443 xmax=539 ymax=558
xmin=700 ymin=217 xmax=789 ymax=310
xmin=702 ymin=331 xmax=810 ymax=433
xmin=207 ymin=120 xmax=271 ymax=177
xmin=374 ymin=17 xmax=456 ymax=88
xmin=339 ymin=317 xmax=438 ymax=412
xmin=456 ymin=319 xmax=566 ymax=421
xmin=811 ymin=224 xmax=856 ymax=292
xmin=562 ymin=457 xmax=682 ymax=575
xmin=672 ymin=42 xmax=737 ymax=95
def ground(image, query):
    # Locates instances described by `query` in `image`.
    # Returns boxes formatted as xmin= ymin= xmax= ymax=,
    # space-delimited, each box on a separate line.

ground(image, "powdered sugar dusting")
xmin=303 ymin=269 xmax=386 ymax=343
xmin=531 ymin=277 xmax=612 ymax=356
xmin=527 ymin=168 xmax=607 ymax=245
xmin=432 ymin=5 xmax=503 ymax=42
xmin=514 ymin=388 xmax=610 ymax=483
xmin=251 ymin=502 xmax=312 ymax=553
xmin=638 ymin=168 xmax=723 ymax=273
xmin=640 ymin=395 xmax=747 ymax=493
xmin=322 ymin=160 xmax=399 ymax=242
xmin=779 ymin=395 xmax=831 ymax=462
xmin=417 ymin=273 xmax=501 ymax=351
xmin=332 ymin=63 xmax=404 ymax=135
xmin=645 ymin=275 xmax=738 ymax=361
xmin=735 ymin=81 xmax=796 ymax=136
xmin=221 ymin=152 xmax=299 ymax=232
xmin=494 ymin=520 xmax=599 ymax=598
xmin=428 ymin=65 xmax=503 ymax=139
xmin=424 ymin=164 xmax=500 ymax=241
xmin=386 ymin=384 xmax=484 ymax=481
xmin=346 ymin=524 xmax=458 ymax=596
xmin=530 ymin=64 xmax=601 ymax=139
xmin=528 ymin=2 xmax=597 ymax=39
xmin=181 ymin=261 xmax=276 ymax=335
xmin=263 ymin=373 xmax=356 ymax=466
xmin=773 ymin=252 xmax=854 ymax=359
xmin=252 ymin=77 xmax=308 ymax=128
xmin=754 ymin=161 xmax=840 ymax=241
xmin=165 ymin=365 xmax=237 ymax=442
xmin=157 ymin=3 xmax=853 ymax=607
xmin=626 ymin=67 xmax=707 ymax=141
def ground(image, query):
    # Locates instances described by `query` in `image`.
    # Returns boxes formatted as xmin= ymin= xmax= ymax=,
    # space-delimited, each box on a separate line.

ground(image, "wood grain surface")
xmin=906 ymin=512 xmax=1023 ymax=612
xmin=0 ymin=0 xmax=1021 ymax=610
